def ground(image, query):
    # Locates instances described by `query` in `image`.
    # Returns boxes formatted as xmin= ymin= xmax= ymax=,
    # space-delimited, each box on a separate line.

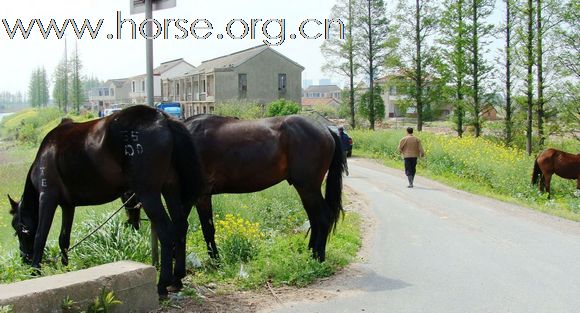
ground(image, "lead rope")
xmin=60 ymin=193 xmax=137 ymax=259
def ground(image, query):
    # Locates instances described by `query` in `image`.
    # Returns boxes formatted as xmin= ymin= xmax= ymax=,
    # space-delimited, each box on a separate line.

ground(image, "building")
xmin=87 ymin=78 xmax=130 ymax=110
xmin=127 ymin=58 xmax=194 ymax=105
xmin=162 ymin=45 xmax=304 ymax=118
xmin=301 ymin=84 xmax=342 ymax=107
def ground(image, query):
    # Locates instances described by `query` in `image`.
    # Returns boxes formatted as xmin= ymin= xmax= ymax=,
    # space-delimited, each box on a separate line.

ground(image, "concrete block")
xmin=0 ymin=261 xmax=159 ymax=313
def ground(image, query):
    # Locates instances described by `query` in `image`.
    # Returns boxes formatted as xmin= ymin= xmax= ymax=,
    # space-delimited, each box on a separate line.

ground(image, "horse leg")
xmin=58 ymin=205 xmax=75 ymax=266
xmin=545 ymin=174 xmax=553 ymax=198
xmin=163 ymin=190 xmax=188 ymax=292
xmin=31 ymin=196 xmax=58 ymax=269
xmin=296 ymin=187 xmax=330 ymax=262
xmin=539 ymin=174 xmax=545 ymax=192
xmin=138 ymin=193 xmax=175 ymax=297
xmin=196 ymin=195 xmax=218 ymax=259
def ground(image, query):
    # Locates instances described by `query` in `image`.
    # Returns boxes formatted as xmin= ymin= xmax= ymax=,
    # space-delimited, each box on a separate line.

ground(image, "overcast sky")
xmin=1 ymin=0 xmax=346 ymax=94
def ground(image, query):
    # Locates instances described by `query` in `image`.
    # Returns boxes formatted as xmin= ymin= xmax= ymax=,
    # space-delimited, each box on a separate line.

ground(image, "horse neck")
xmin=19 ymin=171 xmax=39 ymax=224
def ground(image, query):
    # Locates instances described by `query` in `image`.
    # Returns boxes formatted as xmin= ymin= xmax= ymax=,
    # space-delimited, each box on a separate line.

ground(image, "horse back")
xmin=537 ymin=148 xmax=580 ymax=179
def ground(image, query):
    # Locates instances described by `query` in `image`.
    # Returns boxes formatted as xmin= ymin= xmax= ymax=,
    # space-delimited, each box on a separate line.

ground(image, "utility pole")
xmin=145 ymin=0 xmax=154 ymax=107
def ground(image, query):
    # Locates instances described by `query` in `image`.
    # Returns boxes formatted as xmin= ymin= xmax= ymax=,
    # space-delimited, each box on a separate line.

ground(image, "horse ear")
xmin=7 ymin=194 xmax=18 ymax=215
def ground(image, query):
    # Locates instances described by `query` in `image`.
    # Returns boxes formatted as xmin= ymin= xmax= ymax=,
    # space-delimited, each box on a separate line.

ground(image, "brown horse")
xmin=8 ymin=105 xmax=203 ymax=296
xmin=126 ymin=114 xmax=347 ymax=262
xmin=532 ymin=148 xmax=580 ymax=196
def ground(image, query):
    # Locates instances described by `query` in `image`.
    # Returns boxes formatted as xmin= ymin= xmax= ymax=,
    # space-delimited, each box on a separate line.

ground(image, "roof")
xmin=301 ymin=97 xmax=341 ymax=107
xmin=154 ymin=58 xmax=194 ymax=75
xmin=106 ymin=78 xmax=128 ymax=88
xmin=304 ymin=85 xmax=342 ymax=93
xmin=185 ymin=45 xmax=304 ymax=75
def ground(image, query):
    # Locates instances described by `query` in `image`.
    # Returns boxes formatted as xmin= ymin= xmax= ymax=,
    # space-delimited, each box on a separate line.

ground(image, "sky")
xmin=0 ymin=0 xmax=343 ymax=94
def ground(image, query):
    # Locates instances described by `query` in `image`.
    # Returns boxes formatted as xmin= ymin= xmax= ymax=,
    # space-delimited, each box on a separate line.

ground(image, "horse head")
xmin=7 ymin=194 xmax=35 ymax=264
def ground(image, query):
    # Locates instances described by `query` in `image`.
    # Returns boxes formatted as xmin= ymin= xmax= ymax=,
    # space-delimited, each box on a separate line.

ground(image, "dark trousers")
xmin=404 ymin=157 xmax=418 ymax=177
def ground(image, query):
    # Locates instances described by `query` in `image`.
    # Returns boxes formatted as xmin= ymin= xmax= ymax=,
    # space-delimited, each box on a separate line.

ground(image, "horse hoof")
xmin=167 ymin=284 xmax=182 ymax=293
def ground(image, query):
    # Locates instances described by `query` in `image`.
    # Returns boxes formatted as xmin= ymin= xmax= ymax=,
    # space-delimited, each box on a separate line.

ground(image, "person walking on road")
xmin=398 ymin=127 xmax=425 ymax=188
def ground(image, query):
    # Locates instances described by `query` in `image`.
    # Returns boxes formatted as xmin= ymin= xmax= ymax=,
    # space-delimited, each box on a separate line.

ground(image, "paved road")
xmin=270 ymin=158 xmax=580 ymax=313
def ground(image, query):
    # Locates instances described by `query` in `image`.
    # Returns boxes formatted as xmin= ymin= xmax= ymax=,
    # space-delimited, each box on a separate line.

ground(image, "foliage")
xmin=0 ymin=108 xmax=93 ymax=145
xmin=53 ymin=58 xmax=69 ymax=112
xmin=266 ymin=99 xmax=301 ymax=117
xmin=358 ymin=85 xmax=385 ymax=122
xmin=0 ymin=305 xmax=13 ymax=313
xmin=86 ymin=288 xmax=122 ymax=313
xmin=69 ymin=45 xmax=84 ymax=114
xmin=28 ymin=67 xmax=49 ymax=108
xmin=354 ymin=0 xmax=399 ymax=129
xmin=61 ymin=296 xmax=78 ymax=313
xmin=67 ymin=216 xmax=152 ymax=269
xmin=215 ymin=214 xmax=264 ymax=265
xmin=213 ymin=101 xmax=265 ymax=119
xmin=351 ymin=129 xmax=580 ymax=220
xmin=321 ymin=0 xmax=358 ymax=127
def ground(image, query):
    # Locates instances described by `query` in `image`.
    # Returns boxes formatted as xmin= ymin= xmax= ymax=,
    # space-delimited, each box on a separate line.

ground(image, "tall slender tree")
xmin=524 ymin=0 xmax=535 ymax=155
xmin=70 ymin=42 xmax=84 ymax=114
xmin=440 ymin=0 xmax=470 ymax=137
xmin=502 ymin=0 xmax=516 ymax=145
xmin=395 ymin=0 xmax=440 ymax=132
xmin=466 ymin=0 xmax=494 ymax=137
xmin=321 ymin=0 xmax=358 ymax=128
xmin=28 ymin=67 xmax=49 ymax=107
xmin=355 ymin=0 xmax=397 ymax=130
xmin=53 ymin=59 xmax=68 ymax=110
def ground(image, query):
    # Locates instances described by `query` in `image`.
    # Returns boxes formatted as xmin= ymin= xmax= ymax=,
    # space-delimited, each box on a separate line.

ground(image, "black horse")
xmin=126 ymin=114 xmax=347 ymax=261
xmin=8 ymin=105 xmax=203 ymax=296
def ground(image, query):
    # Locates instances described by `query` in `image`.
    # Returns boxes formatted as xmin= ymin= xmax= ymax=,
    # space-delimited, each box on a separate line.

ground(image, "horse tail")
xmin=532 ymin=157 xmax=541 ymax=185
xmin=326 ymin=129 xmax=347 ymax=232
xmin=167 ymin=118 xmax=204 ymax=205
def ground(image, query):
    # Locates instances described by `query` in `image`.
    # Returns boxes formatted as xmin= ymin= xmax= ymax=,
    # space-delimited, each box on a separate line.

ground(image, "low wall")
xmin=0 ymin=261 xmax=159 ymax=313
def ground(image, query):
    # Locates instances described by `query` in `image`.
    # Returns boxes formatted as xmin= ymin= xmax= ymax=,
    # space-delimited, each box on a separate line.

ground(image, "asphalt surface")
xmin=269 ymin=158 xmax=580 ymax=313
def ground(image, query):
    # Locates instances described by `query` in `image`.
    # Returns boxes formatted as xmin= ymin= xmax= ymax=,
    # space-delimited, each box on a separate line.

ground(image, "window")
xmin=132 ymin=81 xmax=136 ymax=93
xmin=176 ymin=83 xmax=180 ymax=97
xmin=110 ymin=88 xmax=115 ymax=97
xmin=278 ymin=73 xmax=287 ymax=97
xmin=201 ymin=79 xmax=206 ymax=93
xmin=239 ymin=73 xmax=247 ymax=99
xmin=141 ymin=80 xmax=145 ymax=92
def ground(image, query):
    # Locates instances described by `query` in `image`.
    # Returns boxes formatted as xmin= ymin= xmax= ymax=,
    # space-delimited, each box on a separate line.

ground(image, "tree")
xmin=355 ymin=0 xmax=397 ymax=130
xmin=28 ymin=67 xmax=49 ymax=107
xmin=501 ymin=0 xmax=517 ymax=145
xmin=395 ymin=0 xmax=440 ymax=132
xmin=322 ymin=0 xmax=359 ymax=128
xmin=53 ymin=58 xmax=68 ymax=110
xmin=467 ymin=0 xmax=495 ymax=137
xmin=524 ymin=0 xmax=535 ymax=155
xmin=358 ymin=85 xmax=385 ymax=121
xmin=440 ymin=0 xmax=470 ymax=137
xmin=70 ymin=42 xmax=84 ymax=114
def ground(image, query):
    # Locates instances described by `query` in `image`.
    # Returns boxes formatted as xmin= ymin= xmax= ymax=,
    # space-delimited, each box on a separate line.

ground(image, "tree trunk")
xmin=505 ymin=0 xmax=512 ymax=145
xmin=536 ymin=0 xmax=544 ymax=148
xmin=349 ymin=0 xmax=356 ymax=129
xmin=416 ymin=0 xmax=423 ymax=132
xmin=472 ymin=0 xmax=481 ymax=137
xmin=526 ymin=0 xmax=534 ymax=155
xmin=368 ymin=0 xmax=375 ymax=130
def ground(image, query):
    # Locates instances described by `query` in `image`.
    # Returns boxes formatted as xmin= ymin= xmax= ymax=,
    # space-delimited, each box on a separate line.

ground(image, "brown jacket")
xmin=398 ymin=135 xmax=425 ymax=158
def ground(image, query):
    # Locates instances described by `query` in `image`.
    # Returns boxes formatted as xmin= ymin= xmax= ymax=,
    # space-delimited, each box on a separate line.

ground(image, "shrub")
xmin=216 ymin=214 xmax=264 ymax=265
xmin=266 ymin=99 xmax=301 ymax=117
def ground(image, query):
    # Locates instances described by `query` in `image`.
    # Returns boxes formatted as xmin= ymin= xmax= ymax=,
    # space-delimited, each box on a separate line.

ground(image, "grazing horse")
xmin=126 ymin=114 xmax=347 ymax=261
xmin=7 ymin=105 xmax=203 ymax=296
xmin=532 ymin=148 xmax=580 ymax=196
